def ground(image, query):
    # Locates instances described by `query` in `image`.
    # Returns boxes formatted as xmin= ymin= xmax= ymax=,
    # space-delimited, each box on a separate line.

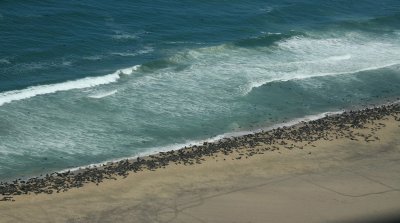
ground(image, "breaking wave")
xmin=0 ymin=65 xmax=140 ymax=106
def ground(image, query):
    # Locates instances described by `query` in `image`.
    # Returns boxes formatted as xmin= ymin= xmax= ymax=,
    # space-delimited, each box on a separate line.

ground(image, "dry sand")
xmin=0 ymin=117 xmax=399 ymax=223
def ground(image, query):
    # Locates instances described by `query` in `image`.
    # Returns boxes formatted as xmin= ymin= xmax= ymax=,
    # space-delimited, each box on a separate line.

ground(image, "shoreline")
xmin=1 ymin=101 xmax=399 ymax=201
xmin=0 ymin=107 xmax=342 ymax=182
xmin=0 ymin=102 xmax=399 ymax=222
xmin=1 ymin=98 xmax=398 ymax=183
xmin=41 ymin=99 xmax=400 ymax=177
xmin=56 ymin=110 xmax=343 ymax=176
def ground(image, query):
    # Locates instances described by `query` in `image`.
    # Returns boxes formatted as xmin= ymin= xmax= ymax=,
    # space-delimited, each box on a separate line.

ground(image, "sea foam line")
xmin=244 ymin=62 xmax=400 ymax=95
xmin=0 ymin=65 xmax=140 ymax=106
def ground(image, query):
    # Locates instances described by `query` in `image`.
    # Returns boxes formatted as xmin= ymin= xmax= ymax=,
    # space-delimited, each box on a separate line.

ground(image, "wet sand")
xmin=0 ymin=104 xmax=399 ymax=222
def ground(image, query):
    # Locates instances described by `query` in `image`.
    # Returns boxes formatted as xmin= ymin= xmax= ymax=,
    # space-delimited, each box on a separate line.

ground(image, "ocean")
xmin=0 ymin=0 xmax=400 ymax=181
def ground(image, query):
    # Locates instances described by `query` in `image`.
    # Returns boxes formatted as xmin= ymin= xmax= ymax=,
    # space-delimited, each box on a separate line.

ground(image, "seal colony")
xmin=1 ymin=103 xmax=399 ymax=202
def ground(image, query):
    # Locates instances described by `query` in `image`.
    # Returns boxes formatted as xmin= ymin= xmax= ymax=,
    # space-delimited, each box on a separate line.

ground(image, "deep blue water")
xmin=1 ymin=0 xmax=400 ymax=180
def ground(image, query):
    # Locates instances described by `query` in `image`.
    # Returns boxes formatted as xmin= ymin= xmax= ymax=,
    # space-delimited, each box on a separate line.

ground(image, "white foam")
xmin=83 ymin=55 xmax=103 ymax=61
xmin=0 ymin=59 xmax=10 ymax=64
xmin=260 ymin=31 xmax=282 ymax=35
xmin=259 ymin=6 xmax=274 ymax=13
xmin=240 ymin=32 xmax=400 ymax=95
xmin=62 ymin=61 xmax=72 ymax=66
xmin=326 ymin=54 xmax=352 ymax=61
xmin=88 ymin=90 xmax=118 ymax=99
xmin=159 ymin=31 xmax=400 ymax=99
xmin=0 ymin=65 xmax=140 ymax=106
xmin=111 ymin=52 xmax=138 ymax=57
xmin=112 ymin=33 xmax=137 ymax=40
xmin=269 ymin=54 xmax=352 ymax=67
xmin=244 ymin=62 xmax=400 ymax=94
xmin=165 ymin=41 xmax=205 ymax=45
xmin=111 ymin=46 xmax=154 ymax=57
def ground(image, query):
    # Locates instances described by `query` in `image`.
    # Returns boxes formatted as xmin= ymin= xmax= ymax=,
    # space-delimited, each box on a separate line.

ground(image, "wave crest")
xmin=88 ymin=90 xmax=118 ymax=99
xmin=244 ymin=62 xmax=400 ymax=95
xmin=241 ymin=32 xmax=400 ymax=95
xmin=0 ymin=65 xmax=140 ymax=106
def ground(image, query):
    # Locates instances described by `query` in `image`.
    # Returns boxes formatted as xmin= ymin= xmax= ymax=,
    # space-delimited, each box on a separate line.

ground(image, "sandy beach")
xmin=0 ymin=105 xmax=399 ymax=223
xmin=2 ymin=1 xmax=400 ymax=222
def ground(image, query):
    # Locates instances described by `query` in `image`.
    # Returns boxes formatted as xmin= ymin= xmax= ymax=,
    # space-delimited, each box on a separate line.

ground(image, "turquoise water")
xmin=1 ymin=0 xmax=400 ymax=180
